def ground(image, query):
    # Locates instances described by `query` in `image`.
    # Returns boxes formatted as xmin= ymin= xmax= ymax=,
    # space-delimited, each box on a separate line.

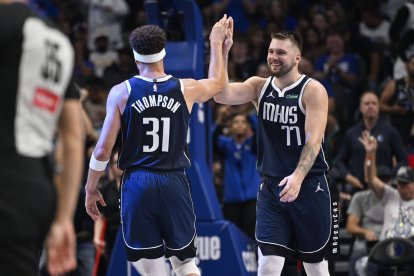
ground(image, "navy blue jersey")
xmin=257 ymin=75 xmax=329 ymax=177
xmin=119 ymin=75 xmax=190 ymax=170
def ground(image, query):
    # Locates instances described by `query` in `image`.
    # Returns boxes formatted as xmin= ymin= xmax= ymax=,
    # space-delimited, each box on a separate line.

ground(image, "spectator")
xmin=359 ymin=8 xmax=390 ymax=48
xmin=302 ymin=26 xmax=326 ymax=64
xmin=360 ymin=131 xmax=414 ymax=276
xmin=314 ymin=30 xmax=362 ymax=131
xmin=89 ymin=35 xmax=119 ymax=77
xmin=228 ymin=35 xmax=252 ymax=81
xmin=213 ymin=112 xmax=260 ymax=239
xmin=380 ymin=54 xmax=414 ymax=148
xmin=86 ymin=0 xmax=129 ymax=51
xmin=311 ymin=11 xmax=330 ymax=42
xmin=334 ymin=91 xmax=407 ymax=193
xmin=262 ymin=0 xmax=297 ymax=32
xmin=246 ymin=25 xmax=267 ymax=75
xmin=389 ymin=1 xmax=414 ymax=79
xmin=82 ymin=77 xmax=108 ymax=131
xmin=103 ymin=47 xmax=136 ymax=88
xmin=346 ymin=165 xmax=392 ymax=276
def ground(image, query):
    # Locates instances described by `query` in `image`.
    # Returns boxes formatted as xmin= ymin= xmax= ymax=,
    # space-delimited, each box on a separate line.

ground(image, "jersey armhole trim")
xmin=124 ymin=80 xmax=131 ymax=95
xmin=179 ymin=79 xmax=184 ymax=95
xmin=258 ymin=77 xmax=273 ymax=106
xmin=298 ymin=77 xmax=312 ymax=114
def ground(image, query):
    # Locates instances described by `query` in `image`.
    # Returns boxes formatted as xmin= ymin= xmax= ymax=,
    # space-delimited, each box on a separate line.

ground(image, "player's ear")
xmin=295 ymin=53 xmax=301 ymax=64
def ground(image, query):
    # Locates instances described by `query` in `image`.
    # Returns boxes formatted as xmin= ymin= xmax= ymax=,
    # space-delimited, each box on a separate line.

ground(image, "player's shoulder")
xmin=111 ymin=81 xmax=129 ymax=93
xmin=245 ymin=76 xmax=268 ymax=86
xmin=303 ymin=77 xmax=328 ymax=98
xmin=108 ymin=82 xmax=129 ymax=102
xmin=304 ymin=77 xmax=325 ymax=90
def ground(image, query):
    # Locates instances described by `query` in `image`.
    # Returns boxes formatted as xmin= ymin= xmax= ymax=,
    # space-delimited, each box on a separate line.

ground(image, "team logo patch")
xmin=32 ymin=87 xmax=60 ymax=113
xmin=266 ymin=90 xmax=276 ymax=99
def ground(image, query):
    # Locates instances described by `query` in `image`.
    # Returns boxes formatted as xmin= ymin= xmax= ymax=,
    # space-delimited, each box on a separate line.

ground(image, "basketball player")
xmin=0 ymin=1 xmax=84 ymax=275
xmin=85 ymin=17 xmax=230 ymax=276
xmin=214 ymin=20 xmax=338 ymax=276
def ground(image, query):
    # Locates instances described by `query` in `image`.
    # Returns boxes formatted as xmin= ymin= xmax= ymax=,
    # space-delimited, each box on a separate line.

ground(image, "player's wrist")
xmin=210 ymin=40 xmax=224 ymax=47
xmin=365 ymin=153 xmax=375 ymax=160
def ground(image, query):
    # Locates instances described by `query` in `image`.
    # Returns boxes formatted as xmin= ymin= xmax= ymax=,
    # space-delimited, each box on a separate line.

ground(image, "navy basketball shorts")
xmin=256 ymin=173 xmax=340 ymax=263
xmin=120 ymin=168 xmax=197 ymax=262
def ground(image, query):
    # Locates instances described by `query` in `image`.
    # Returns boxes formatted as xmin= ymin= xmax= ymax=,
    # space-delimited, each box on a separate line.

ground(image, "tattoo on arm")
xmin=297 ymin=143 xmax=316 ymax=176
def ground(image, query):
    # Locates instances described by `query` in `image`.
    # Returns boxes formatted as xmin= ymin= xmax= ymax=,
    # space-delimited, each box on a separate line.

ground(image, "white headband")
xmin=133 ymin=48 xmax=166 ymax=63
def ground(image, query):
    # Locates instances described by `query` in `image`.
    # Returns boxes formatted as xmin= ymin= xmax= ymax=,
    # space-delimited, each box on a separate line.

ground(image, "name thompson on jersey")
xmin=131 ymin=94 xmax=181 ymax=114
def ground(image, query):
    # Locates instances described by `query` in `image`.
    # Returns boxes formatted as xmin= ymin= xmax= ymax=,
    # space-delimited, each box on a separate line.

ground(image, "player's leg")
xmin=159 ymin=171 xmax=199 ymax=276
xmin=169 ymin=256 xmax=199 ymax=276
xmin=257 ymin=247 xmax=285 ymax=276
xmin=132 ymin=257 xmax=167 ymax=276
xmin=256 ymin=177 xmax=296 ymax=276
xmin=290 ymin=174 xmax=338 ymax=274
xmin=120 ymin=169 xmax=166 ymax=273
xmin=303 ymin=260 xmax=330 ymax=276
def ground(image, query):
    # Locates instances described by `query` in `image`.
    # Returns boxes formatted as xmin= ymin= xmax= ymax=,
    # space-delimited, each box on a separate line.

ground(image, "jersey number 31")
xmin=143 ymin=117 xmax=170 ymax=152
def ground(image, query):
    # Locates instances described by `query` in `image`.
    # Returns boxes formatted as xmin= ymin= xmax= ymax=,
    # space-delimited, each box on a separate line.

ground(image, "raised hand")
xmin=210 ymin=14 xmax=230 ymax=45
xmin=223 ymin=16 xmax=233 ymax=55
xmin=358 ymin=130 xmax=377 ymax=154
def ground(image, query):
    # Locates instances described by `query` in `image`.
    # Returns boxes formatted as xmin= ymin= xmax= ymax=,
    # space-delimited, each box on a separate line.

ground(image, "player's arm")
xmin=47 ymin=99 xmax=84 ymax=275
xmin=183 ymin=15 xmax=228 ymax=107
xmin=294 ymin=80 xmax=328 ymax=180
xmin=214 ymin=76 xmax=264 ymax=105
xmin=85 ymin=83 xmax=127 ymax=221
xmin=212 ymin=17 xmax=261 ymax=105
xmin=359 ymin=131 xmax=385 ymax=198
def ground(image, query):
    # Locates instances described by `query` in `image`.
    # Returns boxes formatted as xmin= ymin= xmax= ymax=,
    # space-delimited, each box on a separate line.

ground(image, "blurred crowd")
xmin=30 ymin=0 xmax=414 ymax=275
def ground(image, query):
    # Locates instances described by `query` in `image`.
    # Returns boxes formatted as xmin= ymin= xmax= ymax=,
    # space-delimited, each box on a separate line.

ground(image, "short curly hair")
xmin=129 ymin=25 xmax=166 ymax=55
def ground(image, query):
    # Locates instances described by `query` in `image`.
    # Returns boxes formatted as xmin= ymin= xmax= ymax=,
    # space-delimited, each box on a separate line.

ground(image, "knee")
xmin=303 ymin=260 xmax=330 ymax=276
xmin=257 ymin=248 xmax=285 ymax=276
xmin=169 ymin=256 xmax=200 ymax=276
xmin=132 ymin=257 xmax=167 ymax=276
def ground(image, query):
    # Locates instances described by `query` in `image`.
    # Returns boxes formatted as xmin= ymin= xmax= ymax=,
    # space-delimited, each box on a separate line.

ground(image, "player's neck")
xmin=138 ymin=62 xmax=167 ymax=79
xmin=273 ymin=71 xmax=302 ymax=89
